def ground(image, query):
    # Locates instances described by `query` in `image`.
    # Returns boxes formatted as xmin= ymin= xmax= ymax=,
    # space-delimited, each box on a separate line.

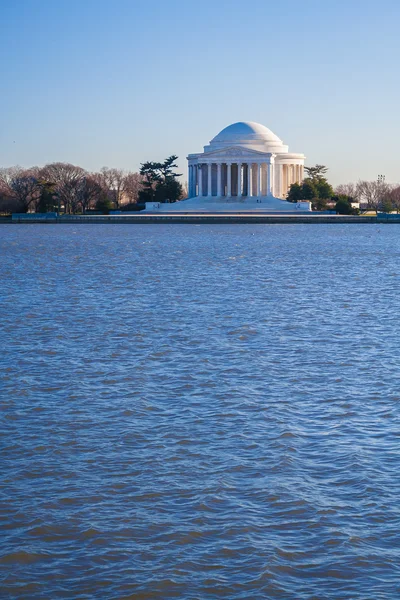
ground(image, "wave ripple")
xmin=1 ymin=224 xmax=400 ymax=599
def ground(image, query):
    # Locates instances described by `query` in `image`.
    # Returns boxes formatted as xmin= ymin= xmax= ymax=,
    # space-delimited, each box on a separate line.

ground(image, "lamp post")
xmin=377 ymin=174 xmax=386 ymax=214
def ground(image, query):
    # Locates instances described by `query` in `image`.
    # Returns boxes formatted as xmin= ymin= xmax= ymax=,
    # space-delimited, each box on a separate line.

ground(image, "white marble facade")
xmin=145 ymin=121 xmax=311 ymax=212
xmin=187 ymin=122 xmax=305 ymax=201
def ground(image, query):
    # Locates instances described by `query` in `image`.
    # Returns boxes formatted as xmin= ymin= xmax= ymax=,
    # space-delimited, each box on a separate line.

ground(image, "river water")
xmin=1 ymin=224 xmax=400 ymax=599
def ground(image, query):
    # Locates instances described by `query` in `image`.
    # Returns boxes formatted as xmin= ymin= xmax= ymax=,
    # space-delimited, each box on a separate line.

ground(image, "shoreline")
xmin=1 ymin=214 xmax=397 ymax=224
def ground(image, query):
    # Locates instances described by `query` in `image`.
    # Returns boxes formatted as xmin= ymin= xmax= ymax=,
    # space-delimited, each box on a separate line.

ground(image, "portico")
xmin=188 ymin=159 xmax=304 ymax=199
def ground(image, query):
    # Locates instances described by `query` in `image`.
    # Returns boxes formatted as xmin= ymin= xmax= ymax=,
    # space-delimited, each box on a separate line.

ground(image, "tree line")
xmin=334 ymin=180 xmax=400 ymax=214
xmin=0 ymin=156 xmax=185 ymax=214
xmin=287 ymin=165 xmax=400 ymax=214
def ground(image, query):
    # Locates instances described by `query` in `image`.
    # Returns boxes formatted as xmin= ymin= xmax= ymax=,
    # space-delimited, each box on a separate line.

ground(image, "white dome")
xmin=211 ymin=121 xmax=282 ymax=144
xmin=204 ymin=121 xmax=288 ymax=153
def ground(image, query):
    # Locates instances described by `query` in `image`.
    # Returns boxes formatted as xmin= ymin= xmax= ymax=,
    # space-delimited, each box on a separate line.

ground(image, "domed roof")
xmin=201 ymin=120 xmax=288 ymax=154
xmin=211 ymin=121 xmax=282 ymax=144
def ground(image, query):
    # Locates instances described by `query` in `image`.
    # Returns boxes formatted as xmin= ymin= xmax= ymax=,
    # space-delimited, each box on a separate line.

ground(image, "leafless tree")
xmin=387 ymin=185 xmax=400 ymax=213
xmin=123 ymin=172 xmax=143 ymax=204
xmin=356 ymin=180 xmax=389 ymax=213
xmin=0 ymin=166 xmax=18 ymax=190
xmin=0 ymin=184 xmax=22 ymax=213
xmin=39 ymin=162 xmax=86 ymax=214
xmin=335 ymin=182 xmax=359 ymax=200
xmin=180 ymin=181 xmax=188 ymax=200
xmin=0 ymin=166 xmax=41 ymax=212
xmin=75 ymin=176 xmax=104 ymax=213
xmin=98 ymin=167 xmax=126 ymax=208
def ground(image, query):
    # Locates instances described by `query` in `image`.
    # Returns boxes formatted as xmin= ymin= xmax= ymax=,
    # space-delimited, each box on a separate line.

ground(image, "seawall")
xmin=5 ymin=214 xmax=394 ymax=224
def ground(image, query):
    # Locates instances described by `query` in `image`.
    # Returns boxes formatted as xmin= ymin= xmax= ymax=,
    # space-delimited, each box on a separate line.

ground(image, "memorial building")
xmin=147 ymin=121 xmax=311 ymax=212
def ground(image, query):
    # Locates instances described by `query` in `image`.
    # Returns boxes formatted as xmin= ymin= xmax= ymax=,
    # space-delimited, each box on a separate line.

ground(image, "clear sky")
xmin=1 ymin=0 xmax=399 ymax=186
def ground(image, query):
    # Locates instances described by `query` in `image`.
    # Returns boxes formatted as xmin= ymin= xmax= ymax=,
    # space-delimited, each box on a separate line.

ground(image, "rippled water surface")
xmin=1 ymin=223 xmax=400 ymax=599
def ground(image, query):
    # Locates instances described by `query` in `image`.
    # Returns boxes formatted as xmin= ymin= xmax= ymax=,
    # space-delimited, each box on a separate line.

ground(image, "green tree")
xmin=316 ymin=179 xmax=334 ymax=199
xmin=139 ymin=161 xmax=162 ymax=203
xmin=160 ymin=155 xmax=182 ymax=182
xmin=302 ymin=180 xmax=319 ymax=200
xmin=312 ymin=197 xmax=328 ymax=211
xmin=304 ymin=164 xmax=333 ymax=202
xmin=36 ymin=180 xmax=57 ymax=212
xmin=304 ymin=164 xmax=328 ymax=181
xmin=287 ymin=182 xmax=303 ymax=202
xmin=139 ymin=156 xmax=183 ymax=203
xmin=334 ymin=195 xmax=354 ymax=214
xmin=381 ymin=198 xmax=393 ymax=213
xmin=96 ymin=196 xmax=113 ymax=214
xmin=287 ymin=166 xmax=335 ymax=210
xmin=155 ymin=179 xmax=183 ymax=203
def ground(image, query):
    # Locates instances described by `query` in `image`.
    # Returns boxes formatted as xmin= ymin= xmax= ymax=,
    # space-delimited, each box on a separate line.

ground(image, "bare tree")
xmin=0 ymin=166 xmax=18 ymax=190
xmin=388 ymin=185 xmax=400 ymax=213
xmin=0 ymin=168 xmax=17 ymax=208
xmin=40 ymin=162 xmax=85 ymax=214
xmin=356 ymin=180 xmax=389 ymax=213
xmin=91 ymin=171 xmax=109 ymax=194
xmin=98 ymin=167 xmax=126 ymax=208
xmin=0 ymin=166 xmax=40 ymax=212
xmin=180 ymin=181 xmax=188 ymax=200
xmin=123 ymin=172 xmax=143 ymax=204
xmin=75 ymin=176 xmax=104 ymax=213
xmin=0 ymin=194 xmax=21 ymax=214
xmin=335 ymin=182 xmax=359 ymax=200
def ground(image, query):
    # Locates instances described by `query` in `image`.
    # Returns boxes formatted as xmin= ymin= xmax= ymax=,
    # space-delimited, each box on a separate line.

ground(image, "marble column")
xmin=227 ymin=163 xmax=232 ymax=196
xmin=207 ymin=163 xmax=212 ymax=197
xmin=189 ymin=165 xmax=193 ymax=197
xmin=271 ymin=161 xmax=275 ymax=196
xmin=267 ymin=162 xmax=272 ymax=196
xmin=247 ymin=163 xmax=252 ymax=197
xmin=263 ymin=163 xmax=267 ymax=195
xmin=237 ymin=163 xmax=242 ymax=197
xmin=217 ymin=163 xmax=222 ymax=197
xmin=257 ymin=163 xmax=261 ymax=196
xmin=275 ymin=164 xmax=281 ymax=198
xmin=198 ymin=164 xmax=203 ymax=197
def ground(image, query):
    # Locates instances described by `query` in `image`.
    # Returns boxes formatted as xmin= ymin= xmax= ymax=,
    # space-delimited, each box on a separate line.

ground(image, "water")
xmin=1 ymin=223 xmax=400 ymax=599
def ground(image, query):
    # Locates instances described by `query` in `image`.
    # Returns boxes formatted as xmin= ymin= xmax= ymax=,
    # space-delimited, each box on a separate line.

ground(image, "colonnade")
xmin=188 ymin=161 xmax=304 ymax=198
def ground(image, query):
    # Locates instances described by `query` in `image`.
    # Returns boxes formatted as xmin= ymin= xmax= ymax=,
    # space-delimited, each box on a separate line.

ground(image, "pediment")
xmin=203 ymin=146 xmax=272 ymax=158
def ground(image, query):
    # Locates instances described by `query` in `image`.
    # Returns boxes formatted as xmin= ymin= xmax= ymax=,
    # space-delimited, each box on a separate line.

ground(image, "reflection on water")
xmin=1 ymin=224 xmax=400 ymax=599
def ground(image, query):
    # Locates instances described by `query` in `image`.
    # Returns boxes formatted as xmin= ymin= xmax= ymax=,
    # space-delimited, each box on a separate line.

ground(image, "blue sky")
xmin=1 ymin=0 xmax=399 ymax=185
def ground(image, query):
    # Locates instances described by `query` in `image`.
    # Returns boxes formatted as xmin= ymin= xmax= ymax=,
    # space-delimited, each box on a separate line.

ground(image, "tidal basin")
xmin=1 ymin=224 xmax=400 ymax=599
